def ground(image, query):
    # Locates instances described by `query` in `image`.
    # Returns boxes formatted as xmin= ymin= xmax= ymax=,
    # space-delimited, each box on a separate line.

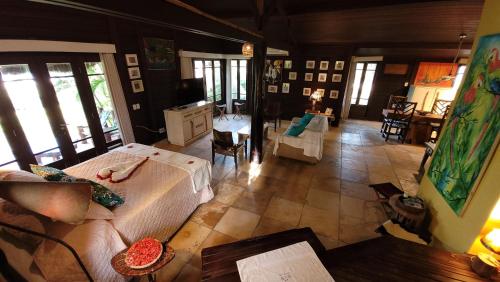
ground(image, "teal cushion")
xmin=286 ymin=124 xmax=307 ymax=136
xmin=299 ymin=113 xmax=315 ymax=126
xmin=30 ymin=164 xmax=124 ymax=208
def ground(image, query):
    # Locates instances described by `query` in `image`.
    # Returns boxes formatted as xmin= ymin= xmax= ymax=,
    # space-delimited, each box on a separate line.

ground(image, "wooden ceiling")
xmin=178 ymin=0 xmax=484 ymax=51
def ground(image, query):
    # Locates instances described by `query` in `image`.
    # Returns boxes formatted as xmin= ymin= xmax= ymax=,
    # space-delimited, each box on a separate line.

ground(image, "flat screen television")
xmin=176 ymin=78 xmax=205 ymax=106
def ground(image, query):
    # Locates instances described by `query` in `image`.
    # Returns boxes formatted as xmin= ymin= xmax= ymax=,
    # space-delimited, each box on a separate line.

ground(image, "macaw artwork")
xmin=427 ymin=33 xmax=500 ymax=216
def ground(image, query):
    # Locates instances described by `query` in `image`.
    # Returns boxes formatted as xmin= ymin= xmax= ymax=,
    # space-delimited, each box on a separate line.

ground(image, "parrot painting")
xmin=427 ymin=34 xmax=500 ymax=215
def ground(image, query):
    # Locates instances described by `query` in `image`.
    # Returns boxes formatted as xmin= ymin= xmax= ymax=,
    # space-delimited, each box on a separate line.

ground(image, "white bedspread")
xmin=273 ymin=116 xmax=329 ymax=160
xmin=65 ymin=146 xmax=214 ymax=244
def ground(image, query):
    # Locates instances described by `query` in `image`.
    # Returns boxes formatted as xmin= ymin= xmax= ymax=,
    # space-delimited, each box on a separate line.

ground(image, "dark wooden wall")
xmin=0 ymin=0 xmax=252 ymax=145
xmin=266 ymin=46 xmax=353 ymax=126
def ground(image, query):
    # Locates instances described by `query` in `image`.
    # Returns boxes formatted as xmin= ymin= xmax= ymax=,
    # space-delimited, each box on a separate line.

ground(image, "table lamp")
xmin=310 ymin=91 xmax=322 ymax=112
xmin=471 ymin=228 xmax=500 ymax=277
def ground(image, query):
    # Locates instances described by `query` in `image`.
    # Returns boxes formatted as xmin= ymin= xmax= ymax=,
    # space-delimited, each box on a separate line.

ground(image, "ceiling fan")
xmin=439 ymin=33 xmax=468 ymax=82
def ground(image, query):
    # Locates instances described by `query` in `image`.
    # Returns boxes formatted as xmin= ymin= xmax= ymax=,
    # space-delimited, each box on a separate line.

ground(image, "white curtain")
xmin=100 ymin=53 xmax=136 ymax=144
xmin=180 ymin=57 xmax=194 ymax=79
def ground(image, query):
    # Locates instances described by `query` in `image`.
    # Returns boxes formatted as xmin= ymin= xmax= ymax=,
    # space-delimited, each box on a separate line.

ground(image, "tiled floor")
xmin=152 ymin=116 xmax=425 ymax=281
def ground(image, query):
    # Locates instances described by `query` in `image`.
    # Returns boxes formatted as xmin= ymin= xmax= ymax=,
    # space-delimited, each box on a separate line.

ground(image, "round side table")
xmin=111 ymin=244 xmax=175 ymax=282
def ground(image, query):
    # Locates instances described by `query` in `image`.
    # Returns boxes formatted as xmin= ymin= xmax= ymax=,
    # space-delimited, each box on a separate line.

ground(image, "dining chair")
xmin=430 ymin=99 xmax=452 ymax=116
xmin=429 ymin=105 xmax=451 ymax=143
xmin=211 ymin=129 xmax=247 ymax=169
xmin=382 ymin=101 xmax=417 ymax=143
xmin=381 ymin=95 xmax=408 ymax=133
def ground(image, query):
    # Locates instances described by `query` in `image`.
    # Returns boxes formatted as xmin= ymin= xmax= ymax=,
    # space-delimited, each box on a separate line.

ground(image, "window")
xmin=193 ymin=59 xmax=223 ymax=102
xmin=351 ymin=63 xmax=377 ymax=105
xmin=231 ymin=59 xmax=247 ymax=101
xmin=85 ymin=62 xmax=121 ymax=144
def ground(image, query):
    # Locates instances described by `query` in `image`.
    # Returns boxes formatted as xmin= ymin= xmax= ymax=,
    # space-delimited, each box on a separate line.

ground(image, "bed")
xmin=273 ymin=115 xmax=329 ymax=163
xmin=1 ymin=143 xmax=213 ymax=281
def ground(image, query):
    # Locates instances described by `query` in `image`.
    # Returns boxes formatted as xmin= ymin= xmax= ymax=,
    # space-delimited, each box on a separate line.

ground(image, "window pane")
xmin=0 ymin=126 xmax=16 ymax=166
xmin=48 ymin=63 xmax=94 ymax=153
xmin=358 ymin=99 xmax=369 ymax=105
xmin=194 ymin=60 xmax=203 ymax=69
xmin=231 ymin=60 xmax=238 ymax=67
xmin=359 ymin=68 xmax=376 ymax=100
xmin=214 ymin=60 xmax=220 ymax=67
xmin=85 ymin=62 xmax=121 ymax=143
xmin=350 ymin=69 xmax=363 ymax=104
xmin=0 ymin=162 xmax=20 ymax=170
xmin=194 ymin=68 xmax=203 ymax=78
xmin=204 ymin=61 xmax=212 ymax=67
xmin=356 ymin=63 xmax=364 ymax=70
xmin=239 ymin=64 xmax=247 ymax=100
xmin=240 ymin=60 xmax=247 ymax=67
xmin=214 ymin=67 xmax=222 ymax=102
xmin=367 ymin=63 xmax=377 ymax=71
xmin=0 ymin=64 xmax=62 ymax=164
xmin=85 ymin=62 xmax=105 ymax=75
xmin=231 ymin=66 xmax=238 ymax=99
xmin=205 ymin=65 xmax=214 ymax=102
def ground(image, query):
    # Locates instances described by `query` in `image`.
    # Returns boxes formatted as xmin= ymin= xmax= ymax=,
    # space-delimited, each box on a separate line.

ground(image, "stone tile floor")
xmin=151 ymin=116 xmax=425 ymax=281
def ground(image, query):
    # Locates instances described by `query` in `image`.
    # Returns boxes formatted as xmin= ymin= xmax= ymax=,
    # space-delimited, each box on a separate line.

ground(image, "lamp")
xmin=471 ymin=228 xmax=500 ymax=277
xmin=242 ymin=42 xmax=253 ymax=58
xmin=310 ymin=91 xmax=322 ymax=112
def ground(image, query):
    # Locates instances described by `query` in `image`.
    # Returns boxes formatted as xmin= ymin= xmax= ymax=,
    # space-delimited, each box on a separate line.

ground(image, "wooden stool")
xmin=111 ymin=244 xmax=175 ymax=282
xmin=233 ymin=102 xmax=244 ymax=119
xmin=216 ymin=104 xmax=228 ymax=121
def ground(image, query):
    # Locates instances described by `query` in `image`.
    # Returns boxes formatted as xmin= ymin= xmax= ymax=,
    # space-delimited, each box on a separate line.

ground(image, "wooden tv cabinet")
xmin=164 ymin=101 xmax=213 ymax=146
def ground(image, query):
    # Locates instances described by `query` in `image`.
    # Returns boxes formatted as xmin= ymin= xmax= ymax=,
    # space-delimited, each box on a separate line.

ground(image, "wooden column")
xmin=250 ymin=42 xmax=266 ymax=163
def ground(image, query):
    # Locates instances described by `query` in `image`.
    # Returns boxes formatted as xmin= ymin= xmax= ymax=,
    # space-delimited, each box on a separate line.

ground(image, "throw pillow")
xmin=30 ymin=165 xmax=124 ymax=208
xmin=298 ymin=113 xmax=315 ymax=126
xmin=286 ymin=124 xmax=306 ymax=137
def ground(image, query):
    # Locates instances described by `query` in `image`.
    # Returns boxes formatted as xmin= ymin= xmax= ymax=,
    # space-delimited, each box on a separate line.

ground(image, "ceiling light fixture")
xmin=242 ymin=42 xmax=254 ymax=58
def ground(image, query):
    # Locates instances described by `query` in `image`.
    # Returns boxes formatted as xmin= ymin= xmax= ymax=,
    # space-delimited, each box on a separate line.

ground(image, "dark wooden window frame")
xmin=0 ymin=52 xmax=121 ymax=170
xmin=351 ymin=62 xmax=378 ymax=106
xmin=231 ymin=59 xmax=248 ymax=102
xmin=192 ymin=59 xmax=225 ymax=103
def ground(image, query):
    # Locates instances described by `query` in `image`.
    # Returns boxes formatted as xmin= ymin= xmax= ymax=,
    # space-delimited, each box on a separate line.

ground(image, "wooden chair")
xmin=381 ymin=95 xmax=407 ymax=133
xmin=216 ymin=104 xmax=228 ymax=121
xmin=382 ymin=101 xmax=417 ymax=143
xmin=263 ymin=101 xmax=281 ymax=131
xmin=211 ymin=129 xmax=247 ymax=169
xmin=429 ymin=105 xmax=451 ymax=143
xmin=233 ymin=102 xmax=245 ymax=119
xmin=430 ymin=99 xmax=452 ymax=116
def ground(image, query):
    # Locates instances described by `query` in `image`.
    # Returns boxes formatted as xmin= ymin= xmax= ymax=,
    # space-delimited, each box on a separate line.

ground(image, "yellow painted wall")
xmin=418 ymin=0 xmax=500 ymax=253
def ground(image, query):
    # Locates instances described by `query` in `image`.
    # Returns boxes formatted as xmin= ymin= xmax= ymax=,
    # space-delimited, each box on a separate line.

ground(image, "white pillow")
xmin=86 ymin=202 xmax=114 ymax=220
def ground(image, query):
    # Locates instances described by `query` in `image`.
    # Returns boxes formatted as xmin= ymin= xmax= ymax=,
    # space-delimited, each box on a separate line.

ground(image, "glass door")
xmin=349 ymin=62 xmax=377 ymax=119
xmin=0 ymin=53 xmax=122 ymax=170
xmin=0 ymin=63 xmax=69 ymax=167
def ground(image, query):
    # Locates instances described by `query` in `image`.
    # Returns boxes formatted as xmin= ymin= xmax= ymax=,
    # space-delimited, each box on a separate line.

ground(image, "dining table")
xmin=382 ymin=109 xmax=443 ymax=145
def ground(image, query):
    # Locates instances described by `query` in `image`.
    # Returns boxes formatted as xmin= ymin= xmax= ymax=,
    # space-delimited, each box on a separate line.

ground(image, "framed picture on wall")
xmin=143 ymin=37 xmax=175 ymax=70
xmin=330 ymin=90 xmax=339 ymax=99
xmin=316 ymin=88 xmax=325 ymax=97
xmin=306 ymin=60 xmax=315 ymax=69
xmin=282 ymin=83 xmax=290 ymax=93
xmin=284 ymin=60 xmax=292 ymax=69
xmin=128 ymin=67 xmax=141 ymax=79
xmin=332 ymin=74 xmax=342 ymax=82
xmin=125 ymin=54 xmax=139 ymax=66
xmin=319 ymin=61 xmax=329 ymax=70
xmin=334 ymin=61 xmax=345 ymax=70
xmin=305 ymin=72 xmax=313 ymax=81
xmin=289 ymin=72 xmax=297 ymax=80
xmin=318 ymin=73 xmax=327 ymax=82
xmin=303 ymin=88 xmax=311 ymax=96
xmin=268 ymin=85 xmax=278 ymax=93
xmin=131 ymin=79 xmax=144 ymax=93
